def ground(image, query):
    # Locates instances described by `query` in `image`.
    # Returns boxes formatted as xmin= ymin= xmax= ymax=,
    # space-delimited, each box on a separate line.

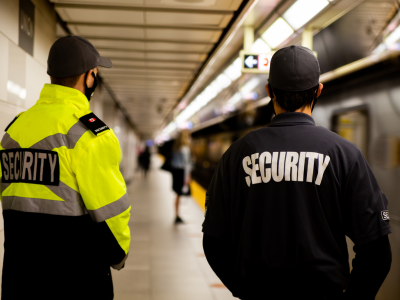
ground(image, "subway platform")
xmin=111 ymin=156 xmax=234 ymax=300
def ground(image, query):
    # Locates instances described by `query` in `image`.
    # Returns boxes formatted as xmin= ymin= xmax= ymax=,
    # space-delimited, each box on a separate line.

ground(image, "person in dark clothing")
xmin=171 ymin=130 xmax=192 ymax=224
xmin=139 ymin=146 xmax=151 ymax=178
xmin=202 ymin=46 xmax=392 ymax=299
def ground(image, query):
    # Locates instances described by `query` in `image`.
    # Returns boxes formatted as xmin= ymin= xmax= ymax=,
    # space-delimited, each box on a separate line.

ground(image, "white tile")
xmin=0 ymin=0 xmax=19 ymax=45
xmin=25 ymin=54 xmax=49 ymax=109
xmin=0 ymin=101 xmax=22 ymax=136
xmin=0 ymin=34 xmax=9 ymax=103
xmin=33 ymin=5 xmax=57 ymax=67
xmin=7 ymin=42 xmax=27 ymax=108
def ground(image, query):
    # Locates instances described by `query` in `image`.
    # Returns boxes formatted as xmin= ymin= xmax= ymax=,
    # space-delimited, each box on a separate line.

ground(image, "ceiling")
xmin=50 ymin=0 xmax=246 ymax=138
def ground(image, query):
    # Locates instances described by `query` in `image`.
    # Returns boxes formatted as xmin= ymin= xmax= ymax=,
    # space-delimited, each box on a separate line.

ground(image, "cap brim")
xmin=99 ymin=56 xmax=113 ymax=68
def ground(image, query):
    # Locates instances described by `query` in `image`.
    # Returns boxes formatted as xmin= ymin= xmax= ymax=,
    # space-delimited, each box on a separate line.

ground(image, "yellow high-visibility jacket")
xmin=0 ymin=84 xmax=131 ymax=300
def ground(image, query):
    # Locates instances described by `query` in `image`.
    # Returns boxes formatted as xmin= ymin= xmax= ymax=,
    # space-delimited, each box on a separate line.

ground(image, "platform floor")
xmin=111 ymin=157 xmax=235 ymax=300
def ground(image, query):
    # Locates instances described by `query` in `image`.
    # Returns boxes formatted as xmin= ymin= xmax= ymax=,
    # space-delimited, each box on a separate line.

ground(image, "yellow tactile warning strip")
xmin=190 ymin=180 xmax=206 ymax=211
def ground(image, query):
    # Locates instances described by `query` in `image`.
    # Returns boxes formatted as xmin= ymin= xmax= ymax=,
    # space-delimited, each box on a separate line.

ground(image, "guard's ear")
xmin=86 ymin=69 xmax=95 ymax=88
xmin=265 ymin=84 xmax=273 ymax=98
xmin=316 ymin=83 xmax=323 ymax=97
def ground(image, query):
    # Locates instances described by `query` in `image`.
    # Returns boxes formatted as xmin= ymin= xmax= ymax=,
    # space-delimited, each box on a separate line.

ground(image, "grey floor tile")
xmin=111 ymin=157 xmax=235 ymax=300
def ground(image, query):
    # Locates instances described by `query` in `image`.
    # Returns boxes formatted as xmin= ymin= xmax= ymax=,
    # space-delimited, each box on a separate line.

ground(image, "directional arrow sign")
xmin=244 ymin=55 xmax=258 ymax=68
xmin=241 ymin=51 xmax=275 ymax=73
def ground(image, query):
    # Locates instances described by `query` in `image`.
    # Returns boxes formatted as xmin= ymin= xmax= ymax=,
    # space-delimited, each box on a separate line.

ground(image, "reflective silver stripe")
xmin=111 ymin=252 xmax=129 ymax=270
xmin=45 ymin=181 xmax=84 ymax=206
xmin=1 ymin=182 xmax=10 ymax=194
xmin=88 ymin=193 xmax=130 ymax=223
xmin=1 ymin=195 xmax=88 ymax=216
xmin=1 ymin=133 xmax=21 ymax=149
xmin=29 ymin=122 xmax=88 ymax=150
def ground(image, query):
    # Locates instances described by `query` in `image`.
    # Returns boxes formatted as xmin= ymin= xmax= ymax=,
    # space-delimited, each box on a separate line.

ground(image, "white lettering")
xmin=22 ymin=152 xmax=33 ymax=180
xmin=242 ymin=156 xmax=252 ymax=187
xmin=242 ymin=151 xmax=331 ymax=186
xmin=1 ymin=153 xmax=9 ymax=180
xmin=95 ymin=126 xmax=108 ymax=132
xmin=259 ymin=151 xmax=271 ymax=183
xmin=48 ymin=153 xmax=57 ymax=183
xmin=285 ymin=152 xmax=299 ymax=181
xmin=14 ymin=152 xmax=20 ymax=180
xmin=306 ymin=152 xmax=319 ymax=183
xmin=315 ymin=154 xmax=330 ymax=185
xmin=33 ymin=152 xmax=38 ymax=180
xmin=298 ymin=152 xmax=306 ymax=182
xmin=251 ymin=153 xmax=261 ymax=184
xmin=8 ymin=152 xmax=14 ymax=180
xmin=38 ymin=153 xmax=47 ymax=182
xmin=272 ymin=152 xmax=286 ymax=182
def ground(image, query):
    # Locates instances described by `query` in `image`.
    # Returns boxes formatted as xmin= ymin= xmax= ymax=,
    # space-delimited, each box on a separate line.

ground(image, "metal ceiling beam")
xmin=105 ymin=57 xmax=202 ymax=64
xmin=161 ymin=0 xmax=253 ymax=127
xmin=55 ymin=3 xmax=234 ymax=15
xmin=67 ymin=22 xmax=223 ymax=32
xmin=111 ymin=88 xmax=183 ymax=92
xmin=101 ymin=75 xmax=193 ymax=80
xmin=95 ymin=47 xmax=209 ymax=55
xmin=85 ymin=36 xmax=216 ymax=45
xmin=112 ymin=65 xmax=197 ymax=72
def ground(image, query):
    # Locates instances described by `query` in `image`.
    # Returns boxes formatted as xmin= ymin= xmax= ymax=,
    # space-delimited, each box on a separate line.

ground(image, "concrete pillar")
xmin=302 ymin=28 xmax=313 ymax=50
xmin=244 ymin=26 xmax=254 ymax=51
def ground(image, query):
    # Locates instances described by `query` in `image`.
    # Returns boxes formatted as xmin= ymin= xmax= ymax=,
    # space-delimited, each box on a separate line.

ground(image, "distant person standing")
xmin=139 ymin=146 xmax=151 ymax=178
xmin=171 ymin=131 xmax=192 ymax=224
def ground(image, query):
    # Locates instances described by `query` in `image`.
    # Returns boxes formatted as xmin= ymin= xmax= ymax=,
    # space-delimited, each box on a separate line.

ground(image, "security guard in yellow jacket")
xmin=0 ymin=35 xmax=130 ymax=300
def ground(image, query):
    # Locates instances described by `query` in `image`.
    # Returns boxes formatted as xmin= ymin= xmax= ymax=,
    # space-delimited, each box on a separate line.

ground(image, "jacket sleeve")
xmin=0 ymin=150 xmax=2 ymax=202
xmin=344 ymin=235 xmax=392 ymax=299
xmin=74 ymin=131 xmax=131 ymax=270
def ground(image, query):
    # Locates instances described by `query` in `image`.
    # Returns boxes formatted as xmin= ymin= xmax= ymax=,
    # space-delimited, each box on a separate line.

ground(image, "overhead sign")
xmin=19 ymin=0 xmax=35 ymax=56
xmin=240 ymin=51 xmax=274 ymax=73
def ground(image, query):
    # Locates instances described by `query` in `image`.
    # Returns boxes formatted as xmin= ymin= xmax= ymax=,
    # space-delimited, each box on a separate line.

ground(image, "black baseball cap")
xmin=47 ymin=35 xmax=112 ymax=77
xmin=268 ymin=45 xmax=320 ymax=92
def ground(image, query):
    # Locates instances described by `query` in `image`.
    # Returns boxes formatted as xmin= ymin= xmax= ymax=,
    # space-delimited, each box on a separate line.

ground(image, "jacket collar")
xmin=36 ymin=84 xmax=90 ymax=111
xmin=269 ymin=112 xmax=315 ymax=127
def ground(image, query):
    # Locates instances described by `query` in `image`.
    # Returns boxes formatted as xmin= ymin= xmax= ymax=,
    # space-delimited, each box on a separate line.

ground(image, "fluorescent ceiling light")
xmin=215 ymin=74 xmax=232 ymax=89
xmin=241 ymin=78 xmax=260 ymax=95
xmin=386 ymin=26 xmax=400 ymax=45
xmin=227 ymin=93 xmax=242 ymax=105
xmin=283 ymin=0 xmax=329 ymax=31
xmin=262 ymin=18 xmax=294 ymax=49
xmin=251 ymin=38 xmax=271 ymax=53
xmin=209 ymin=81 xmax=223 ymax=95
xmin=224 ymin=57 xmax=242 ymax=81
xmin=163 ymin=122 xmax=177 ymax=135
xmin=203 ymin=85 xmax=218 ymax=102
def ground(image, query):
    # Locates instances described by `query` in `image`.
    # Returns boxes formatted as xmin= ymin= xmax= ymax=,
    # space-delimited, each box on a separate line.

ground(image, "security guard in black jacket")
xmin=202 ymin=46 xmax=392 ymax=299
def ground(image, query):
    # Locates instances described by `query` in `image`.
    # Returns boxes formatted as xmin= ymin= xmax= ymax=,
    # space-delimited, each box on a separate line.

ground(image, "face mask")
xmin=84 ymin=71 xmax=97 ymax=101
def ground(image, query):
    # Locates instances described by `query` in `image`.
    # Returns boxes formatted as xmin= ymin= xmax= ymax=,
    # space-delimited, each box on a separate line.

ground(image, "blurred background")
xmin=1 ymin=0 xmax=400 ymax=299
